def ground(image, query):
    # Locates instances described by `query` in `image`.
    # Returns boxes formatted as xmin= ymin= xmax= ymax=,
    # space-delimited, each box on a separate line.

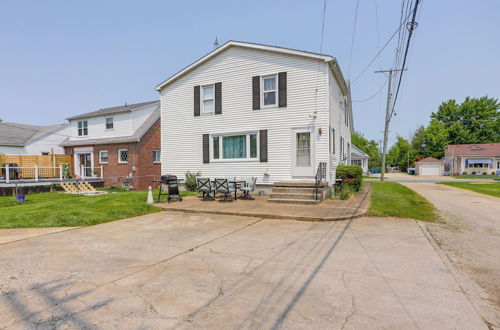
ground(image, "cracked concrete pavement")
xmin=0 ymin=212 xmax=488 ymax=329
xmin=402 ymin=181 xmax=500 ymax=328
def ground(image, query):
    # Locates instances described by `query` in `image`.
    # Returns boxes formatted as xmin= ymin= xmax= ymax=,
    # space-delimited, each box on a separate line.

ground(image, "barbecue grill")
xmin=157 ymin=174 xmax=183 ymax=203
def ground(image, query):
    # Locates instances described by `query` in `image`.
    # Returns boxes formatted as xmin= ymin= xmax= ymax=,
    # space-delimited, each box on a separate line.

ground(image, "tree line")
xmin=352 ymin=96 xmax=500 ymax=171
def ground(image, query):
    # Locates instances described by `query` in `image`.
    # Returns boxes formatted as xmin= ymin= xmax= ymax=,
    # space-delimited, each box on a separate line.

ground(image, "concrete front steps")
xmin=268 ymin=180 xmax=326 ymax=205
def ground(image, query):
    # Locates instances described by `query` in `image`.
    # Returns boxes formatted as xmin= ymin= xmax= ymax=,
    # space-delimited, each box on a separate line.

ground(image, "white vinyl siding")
xmin=67 ymin=103 xmax=158 ymax=142
xmin=160 ymin=46 xmax=339 ymax=183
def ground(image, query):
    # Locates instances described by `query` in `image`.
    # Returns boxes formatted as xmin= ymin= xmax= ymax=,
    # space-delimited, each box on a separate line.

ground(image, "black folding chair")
xmin=197 ymin=177 xmax=214 ymax=201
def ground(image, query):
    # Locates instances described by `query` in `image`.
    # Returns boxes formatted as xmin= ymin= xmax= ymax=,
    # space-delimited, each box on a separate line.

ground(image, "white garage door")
xmin=420 ymin=163 xmax=441 ymax=176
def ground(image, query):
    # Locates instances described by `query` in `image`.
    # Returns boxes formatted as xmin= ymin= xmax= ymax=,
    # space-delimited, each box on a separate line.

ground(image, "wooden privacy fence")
xmin=0 ymin=154 xmax=72 ymax=180
xmin=0 ymin=154 xmax=72 ymax=168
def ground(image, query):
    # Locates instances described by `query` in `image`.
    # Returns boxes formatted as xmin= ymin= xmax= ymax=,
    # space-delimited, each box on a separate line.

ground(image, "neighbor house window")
xmin=105 ymin=117 xmax=113 ymax=129
xmin=201 ymin=84 xmax=215 ymax=114
xmin=212 ymin=133 xmax=258 ymax=160
xmin=261 ymin=74 xmax=277 ymax=107
xmin=41 ymin=152 xmax=49 ymax=156
xmin=99 ymin=150 xmax=108 ymax=163
xmin=78 ymin=120 xmax=88 ymax=136
xmin=118 ymin=149 xmax=128 ymax=163
xmin=352 ymin=159 xmax=362 ymax=166
xmin=153 ymin=150 xmax=160 ymax=163
xmin=330 ymin=128 xmax=335 ymax=154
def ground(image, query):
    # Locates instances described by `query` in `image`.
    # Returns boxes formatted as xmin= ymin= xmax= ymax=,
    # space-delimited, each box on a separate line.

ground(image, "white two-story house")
xmin=63 ymin=101 xmax=161 ymax=189
xmin=156 ymin=41 xmax=353 ymax=191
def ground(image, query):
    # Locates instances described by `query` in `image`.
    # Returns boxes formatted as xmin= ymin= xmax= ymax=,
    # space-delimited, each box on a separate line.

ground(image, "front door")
xmin=79 ymin=153 xmax=92 ymax=177
xmin=292 ymin=129 xmax=314 ymax=177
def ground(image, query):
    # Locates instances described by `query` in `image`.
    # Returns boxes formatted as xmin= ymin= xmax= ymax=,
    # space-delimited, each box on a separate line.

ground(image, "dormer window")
xmin=261 ymin=74 xmax=277 ymax=107
xmin=106 ymin=117 xmax=113 ymax=130
xmin=78 ymin=121 xmax=88 ymax=136
xmin=201 ymin=84 xmax=215 ymax=114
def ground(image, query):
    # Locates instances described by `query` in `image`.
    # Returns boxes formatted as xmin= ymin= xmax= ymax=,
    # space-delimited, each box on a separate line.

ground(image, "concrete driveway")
xmin=367 ymin=172 xmax=496 ymax=183
xmin=402 ymin=182 xmax=500 ymax=327
xmin=0 ymin=212 xmax=487 ymax=329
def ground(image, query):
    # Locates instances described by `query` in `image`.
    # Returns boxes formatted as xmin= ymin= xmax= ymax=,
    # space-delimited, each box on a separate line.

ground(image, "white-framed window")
xmin=352 ymin=159 xmax=362 ymax=166
xmin=261 ymin=74 xmax=277 ymax=107
xmin=118 ymin=149 xmax=128 ymax=163
xmin=105 ymin=117 xmax=113 ymax=130
xmin=153 ymin=150 xmax=161 ymax=163
xmin=201 ymin=84 xmax=215 ymax=114
xmin=211 ymin=132 xmax=258 ymax=161
xmin=330 ymin=128 xmax=335 ymax=154
xmin=99 ymin=150 xmax=108 ymax=163
xmin=78 ymin=120 xmax=88 ymax=136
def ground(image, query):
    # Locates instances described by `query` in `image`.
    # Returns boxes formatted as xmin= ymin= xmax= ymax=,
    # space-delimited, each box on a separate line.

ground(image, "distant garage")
xmin=415 ymin=157 xmax=444 ymax=176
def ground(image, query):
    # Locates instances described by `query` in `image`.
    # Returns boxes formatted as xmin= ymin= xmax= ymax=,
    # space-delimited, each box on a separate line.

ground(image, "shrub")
xmin=185 ymin=171 xmax=201 ymax=191
xmin=472 ymin=171 xmax=476 ymax=175
xmin=338 ymin=186 xmax=353 ymax=200
xmin=336 ymin=165 xmax=363 ymax=193
xmin=462 ymin=171 xmax=467 ymax=175
xmin=482 ymin=172 xmax=487 ymax=175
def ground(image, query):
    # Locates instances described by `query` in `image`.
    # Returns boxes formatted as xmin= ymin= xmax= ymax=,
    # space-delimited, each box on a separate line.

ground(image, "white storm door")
xmin=292 ymin=128 xmax=315 ymax=177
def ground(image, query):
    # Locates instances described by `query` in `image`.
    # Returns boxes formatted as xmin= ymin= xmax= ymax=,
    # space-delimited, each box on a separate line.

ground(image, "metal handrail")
xmin=314 ymin=162 xmax=327 ymax=200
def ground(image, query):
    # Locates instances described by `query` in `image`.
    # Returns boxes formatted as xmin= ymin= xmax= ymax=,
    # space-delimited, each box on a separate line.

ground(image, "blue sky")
xmin=1 ymin=0 xmax=499 ymax=146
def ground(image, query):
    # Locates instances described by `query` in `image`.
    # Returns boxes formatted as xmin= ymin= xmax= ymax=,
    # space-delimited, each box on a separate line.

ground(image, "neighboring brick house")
xmin=62 ymin=101 xmax=161 ymax=190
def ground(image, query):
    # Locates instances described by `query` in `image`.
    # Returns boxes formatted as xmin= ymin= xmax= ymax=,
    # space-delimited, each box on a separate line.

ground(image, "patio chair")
xmin=215 ymin=178 xmax=235 ymax=202
xmin=239 ymin=177 xmax=257 ymax=200
xmin=197 ymin=177 xmax=214 ymax=201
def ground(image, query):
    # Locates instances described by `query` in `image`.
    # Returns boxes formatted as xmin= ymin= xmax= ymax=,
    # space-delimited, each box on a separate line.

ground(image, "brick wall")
xmin=137 ymin=119 xmax=161 ymax=189
xmin=64 ymin=118 xmax=161 ymax=190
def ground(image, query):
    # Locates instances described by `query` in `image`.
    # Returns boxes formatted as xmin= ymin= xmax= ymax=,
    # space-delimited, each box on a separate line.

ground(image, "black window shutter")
xmin=215 ymin=82 xmax=222 ymax=114
xmin=194 ymin=85 xmax=200 ymax=116
xmin=252 ymin=76 xmax=260 ymax=110
xmin=202 ymin=134 xmax=209 ymax=163
xmin=259 ymin=129 xmax=268 ymax=162
xmin=278 ymin=72 xmax=287 ymax=107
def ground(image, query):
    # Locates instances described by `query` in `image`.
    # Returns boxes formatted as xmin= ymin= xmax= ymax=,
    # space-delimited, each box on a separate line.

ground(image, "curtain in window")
xmin=263 ymin=77 xmax=275 ymax=91
xmin=223 ymin=135 xmax=246 ymax=159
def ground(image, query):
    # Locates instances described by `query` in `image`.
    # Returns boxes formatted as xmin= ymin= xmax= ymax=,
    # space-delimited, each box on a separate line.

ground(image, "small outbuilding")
xmin=415 ymin=157 xmax=444 ymax=176
xmin=351 ymin=145 xmax=370 ymax=174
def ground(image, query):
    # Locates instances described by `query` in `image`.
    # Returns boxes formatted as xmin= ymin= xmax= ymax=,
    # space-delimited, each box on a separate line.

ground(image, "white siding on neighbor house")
xmin=0 ymin=126 xmax=68 ymax=155
xmin=160 ymin=46 xmax=333 ymax=184
xmin=24 ymin=125 xmax=69 ymax=154
xmin=0 ymin=146 xmax=25 ymax=155
xmin=67 ymin=104 xmax=157 ymax=142
xmin=327 ymin=69 xmax=351 ymax=182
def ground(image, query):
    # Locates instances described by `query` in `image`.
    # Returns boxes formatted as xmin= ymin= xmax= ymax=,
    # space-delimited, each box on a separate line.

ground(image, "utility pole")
xmin=375 ymin=68 xmax=405 ymax=181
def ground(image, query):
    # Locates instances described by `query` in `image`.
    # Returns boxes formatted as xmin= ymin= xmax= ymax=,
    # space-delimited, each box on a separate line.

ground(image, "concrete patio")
xmin=156 ymin=184 xmax=371 ymax=221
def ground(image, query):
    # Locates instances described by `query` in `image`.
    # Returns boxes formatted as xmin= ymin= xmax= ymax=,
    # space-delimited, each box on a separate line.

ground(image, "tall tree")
xmin=431 ymin=96 xmax=500 ymax=144
xmin=387 ymin=136 xmax=413 ymax=171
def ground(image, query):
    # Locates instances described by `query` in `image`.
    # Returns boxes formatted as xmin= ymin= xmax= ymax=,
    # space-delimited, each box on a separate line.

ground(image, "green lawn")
xmin=368 ymin=181 xmax=438 ymax=221
xmin=0 ymin=190 xmax=198 ymax=228
xmin=439 ymin=182 xmax=500 ymax=198
xmin=452 ymin=175 xmax=500 ymax=180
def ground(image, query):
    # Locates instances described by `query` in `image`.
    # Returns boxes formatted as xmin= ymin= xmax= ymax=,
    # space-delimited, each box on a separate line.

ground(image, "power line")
xmin=352 ymin=79 xmax=387 ymax=102
xmin=351 ymin=5 xmax=416 ymax=84
xmin=390 ymin=0 xmax=421 ymax=119
xmin=347 ymin=0 xmax=360 ymax=76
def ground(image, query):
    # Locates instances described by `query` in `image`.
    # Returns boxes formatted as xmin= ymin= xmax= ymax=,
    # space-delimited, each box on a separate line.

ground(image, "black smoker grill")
xmin=157 ymin=174 xmax=183 ymax=203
